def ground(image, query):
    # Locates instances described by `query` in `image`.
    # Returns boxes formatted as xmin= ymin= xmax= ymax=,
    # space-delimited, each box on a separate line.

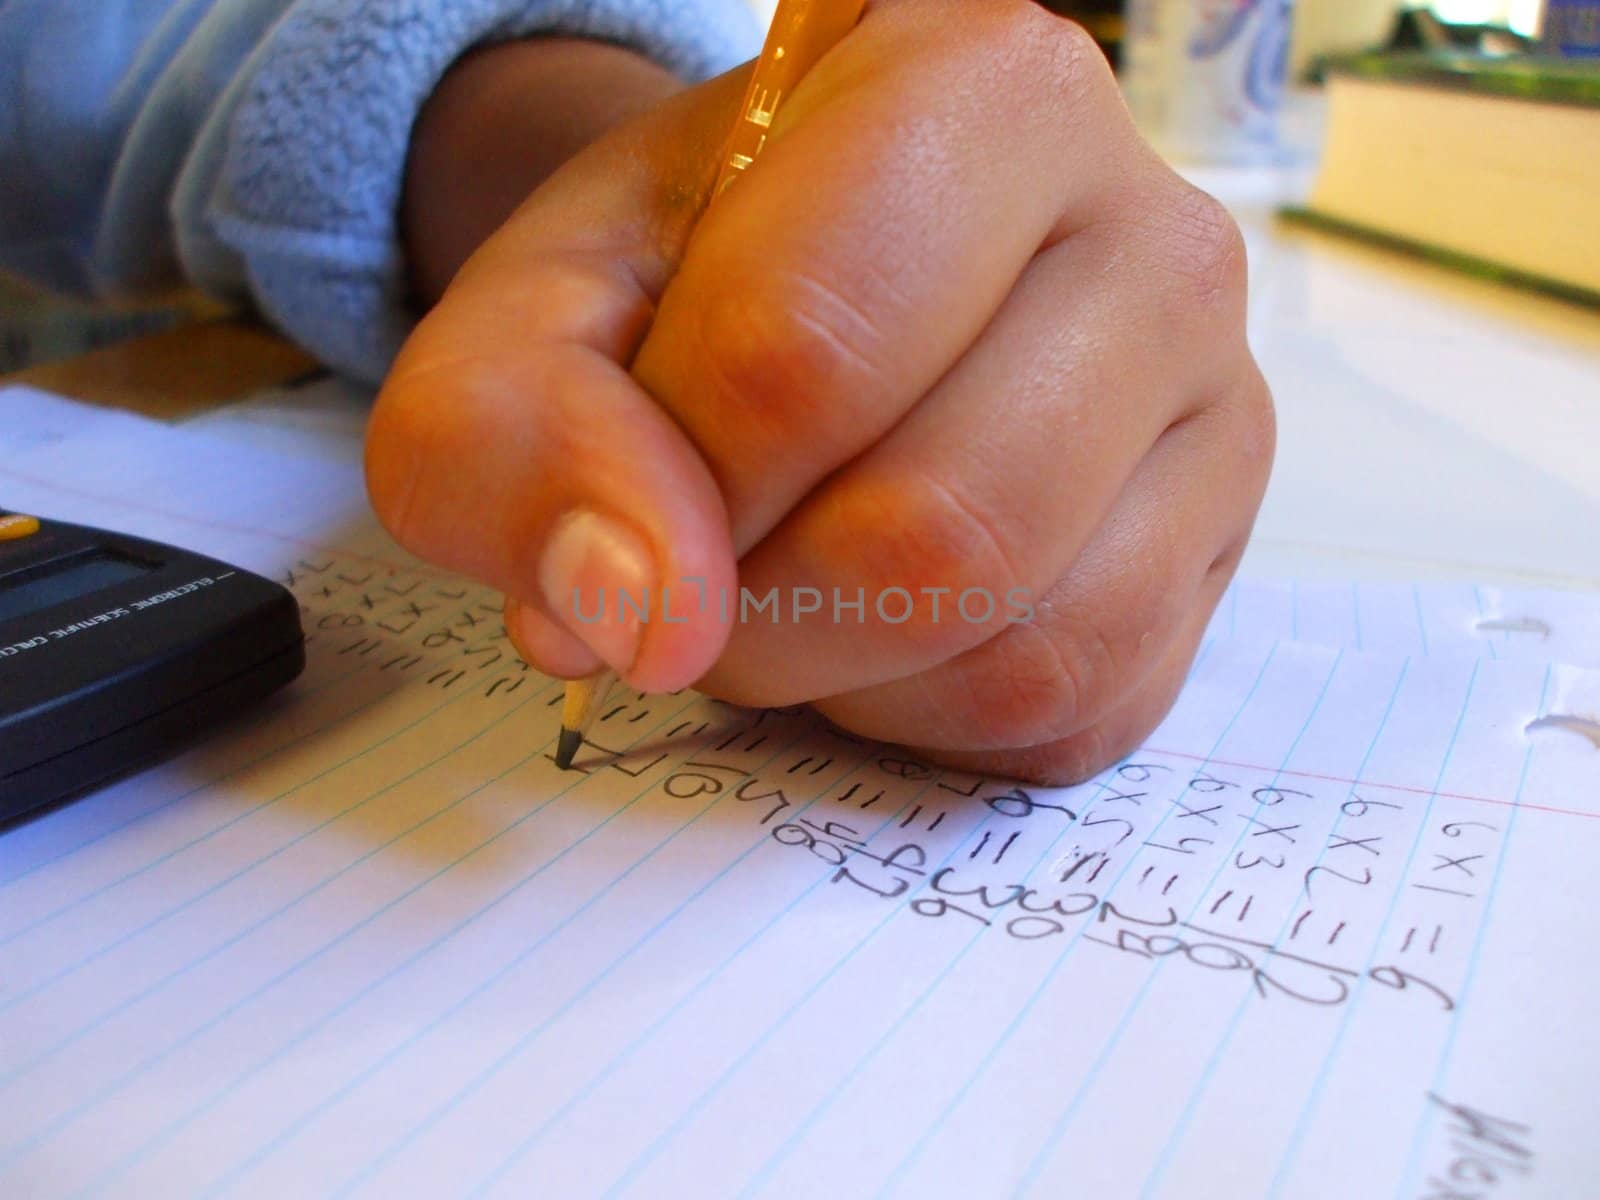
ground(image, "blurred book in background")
xmin=1284 ymin=51 xmax=1600 ymax=306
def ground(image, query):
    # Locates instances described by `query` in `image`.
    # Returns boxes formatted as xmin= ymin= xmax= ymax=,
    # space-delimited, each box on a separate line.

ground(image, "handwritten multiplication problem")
xmin=284 ymin=555 xmax=537 ymax=700
xmin=754 ymin=751 xmax=1504 ymax=1016
xmin=284 ymin=546 xmax=1514 ymax=1022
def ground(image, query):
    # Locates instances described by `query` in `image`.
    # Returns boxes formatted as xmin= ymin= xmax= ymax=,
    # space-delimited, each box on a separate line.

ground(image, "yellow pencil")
xmin=554 ymin=0 xmax=868 ymax=769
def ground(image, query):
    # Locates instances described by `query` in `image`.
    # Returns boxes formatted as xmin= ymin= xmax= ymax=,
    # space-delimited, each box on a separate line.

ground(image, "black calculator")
xmin=0 ymin=511 xmax=305 ymax=823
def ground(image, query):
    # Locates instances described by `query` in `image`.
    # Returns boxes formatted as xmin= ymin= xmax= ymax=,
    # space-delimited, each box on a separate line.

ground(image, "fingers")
xmin=368 ymin=0 xmax=1272 ymax=751
xmin=699 ymin=175 xmax=1255 ymax=704
xmin=367 ymin=71 xmax=757 ymax=691
xmin=808 ymin=371 xmax=1271 ymax=755
xmin=631 ymin=0 xmax=1148 ymax=549
xmin=914 ymin=582 xmax=1224 ymax=786
xmin=368 ymin=343 xmax=736 ymax=692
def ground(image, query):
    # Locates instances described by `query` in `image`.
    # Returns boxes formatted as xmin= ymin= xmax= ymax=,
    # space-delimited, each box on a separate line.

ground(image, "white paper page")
xmin=4 ymin=406 xmax=1600 ymax=1198
xmin=0 ymin=419 xmax=372 ymax=581
xmin=0 ymin=385 xmax=162 ymax=455
xmin=181 ymin=374 xmax=371 ymax=462
xmin=1212 ymin=575 xmax=1600 ymax=669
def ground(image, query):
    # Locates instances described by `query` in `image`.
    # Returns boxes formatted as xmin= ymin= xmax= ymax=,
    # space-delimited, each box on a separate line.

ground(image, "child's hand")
xmin=367 ymin=0 xmax=1273 ymax=783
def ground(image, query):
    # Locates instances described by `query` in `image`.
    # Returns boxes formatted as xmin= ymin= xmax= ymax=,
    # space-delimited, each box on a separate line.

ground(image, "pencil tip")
xmin=554 ymin=727 xmax=584 ymax=770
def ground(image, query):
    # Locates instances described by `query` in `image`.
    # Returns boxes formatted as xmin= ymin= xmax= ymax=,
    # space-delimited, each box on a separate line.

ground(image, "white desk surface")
xmin=1194 ymin=166 xmax=1600 ymax=592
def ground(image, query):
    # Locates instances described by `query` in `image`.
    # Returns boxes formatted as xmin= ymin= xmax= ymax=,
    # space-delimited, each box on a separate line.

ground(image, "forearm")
xmin=2 ymin=0 xmax=758 ymax=380
xmin=402 ymin=38 xmax=685 ymax=306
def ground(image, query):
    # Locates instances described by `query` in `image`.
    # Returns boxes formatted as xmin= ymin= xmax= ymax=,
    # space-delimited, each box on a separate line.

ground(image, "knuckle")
xmin=1200 ymin=359 xmax=1276 ymax=507
xmin=1185 ymin=189 xmax=1249 ymax=307
xmin=985 ymin=0 xmax=1104 ymax=93
xmin=960 ymin=599 xmax=1126 ymax=752
xmin=695 ymin=267 xmax=889 ymax=442
xmin=1147 ymin=184 xmax=1249 ymax=320
xmin=985 ymin=693 xmax=1161 ymax=787
xmin=1035 ymin=605 xmax=1123 ymax=735
xmin=961 ymin=623 xmax=1087 ymax=749
xmin=1039 ymin=14 xmax=1106 ymax=86
xmin=1236 ymin=363 xmax=1278 ymax=479
xmin=821 ymin=472 xmax=1024 ymax=638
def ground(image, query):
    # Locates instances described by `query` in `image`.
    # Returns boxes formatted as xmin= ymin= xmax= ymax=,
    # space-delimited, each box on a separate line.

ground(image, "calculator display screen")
xmin=0 ymin=551 xmax=156 ymax=624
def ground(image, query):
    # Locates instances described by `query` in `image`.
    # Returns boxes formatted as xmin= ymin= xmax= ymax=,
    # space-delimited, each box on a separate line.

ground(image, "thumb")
xmin=368 ymin=333 xmax=737 ymax=693
xmin=367 ymin=71 xmax=752 ymax=692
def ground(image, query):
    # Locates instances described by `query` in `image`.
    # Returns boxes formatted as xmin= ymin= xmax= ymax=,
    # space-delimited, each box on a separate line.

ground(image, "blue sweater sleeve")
xmin=0 ymin=0 xmax=762 ymax=383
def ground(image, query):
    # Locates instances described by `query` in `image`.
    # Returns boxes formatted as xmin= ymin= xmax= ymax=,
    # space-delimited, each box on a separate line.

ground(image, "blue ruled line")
xmin=0 ymin=681 xmax=557 ymax=1091
xmin=1 ymin=695 xmax=699 ymax=1194
xmin=0 ymin=678 xmax=478 ymax=962
xmin=0 ymin=655 xmax=376 ymax=892
xmin=1392 ymin=665 xmax=1551 ymax=1200
xmin=596 ymin=778 xmax=1002 ymax=1200
xmin=738 ymin=640 xmax=1221 ymax=1199
xmin=1264 ymin=658 xmax=1483 ymax=1199
xmin=1012 ymin=650 xmax=1343 ymax=1197
xmin=739 ymin=775 xmax=1123 ymax=1199
xmin=454 ymin=772 xmax=952 ymax=1199
xmin=215 ymin=724 xmax=833 ymax=1199
xmin=1135 ymin=659 xmax=1409 ymax=1198
xmin=1413 ymin=585 xmax=1431 ymax=658
xmin=877 ymin=643 xmax=1280 ymax=1199
xmin=1472 ymin=585 xmax=1498 ymax=661
xmin=0 ymin=476 xmax=434 ymax=902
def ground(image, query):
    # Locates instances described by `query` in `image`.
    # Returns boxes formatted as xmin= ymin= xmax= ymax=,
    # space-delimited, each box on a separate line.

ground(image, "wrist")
xmin=402 ymin=38 xmax=682 ymax=304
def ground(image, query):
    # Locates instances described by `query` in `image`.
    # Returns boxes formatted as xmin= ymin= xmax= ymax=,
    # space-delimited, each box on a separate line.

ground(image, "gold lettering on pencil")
xmin=746 ymin=87 xmax=781 ymax=128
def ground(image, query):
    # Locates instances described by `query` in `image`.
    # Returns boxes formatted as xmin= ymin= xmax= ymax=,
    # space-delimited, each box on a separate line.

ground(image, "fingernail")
xmin=538 ymin=510 xmax=655 ymax=675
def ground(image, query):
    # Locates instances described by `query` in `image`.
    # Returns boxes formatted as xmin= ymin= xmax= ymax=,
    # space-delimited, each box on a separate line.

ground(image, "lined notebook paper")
xmin=1210 ymin=575 xmax=1600 ymax=669
xmin=3 ymin=388 xmax=1598 ymax=1198
xmin=0 ymin=385 xmax=161 ymax=455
